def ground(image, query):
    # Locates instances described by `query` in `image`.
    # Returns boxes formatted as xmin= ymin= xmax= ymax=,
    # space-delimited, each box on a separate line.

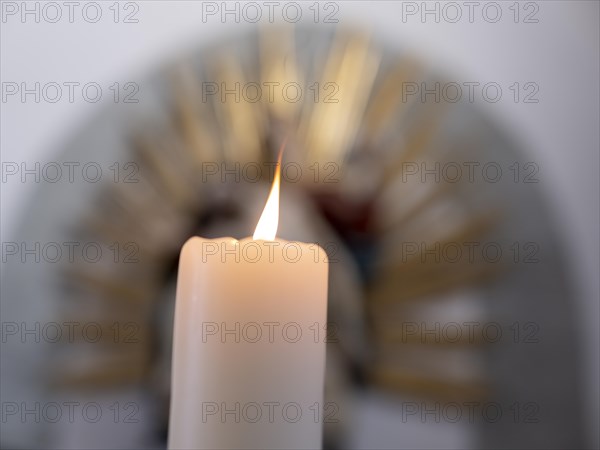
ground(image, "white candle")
xmin=168 ymin=154 xmax=329 ymax=449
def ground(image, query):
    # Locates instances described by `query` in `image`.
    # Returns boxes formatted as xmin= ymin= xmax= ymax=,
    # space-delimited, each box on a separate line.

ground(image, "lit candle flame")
xmin=253 ymin=140 xmax=286 ymax=240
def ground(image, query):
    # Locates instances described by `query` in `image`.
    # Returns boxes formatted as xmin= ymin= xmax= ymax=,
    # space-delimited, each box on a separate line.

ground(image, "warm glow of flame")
xmin=253 ymin=142 xmax=286 ymax=240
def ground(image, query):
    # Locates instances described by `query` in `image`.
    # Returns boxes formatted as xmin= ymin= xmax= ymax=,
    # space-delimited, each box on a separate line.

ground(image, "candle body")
xmin=169 ymin=237 xmax=328 ymax=450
